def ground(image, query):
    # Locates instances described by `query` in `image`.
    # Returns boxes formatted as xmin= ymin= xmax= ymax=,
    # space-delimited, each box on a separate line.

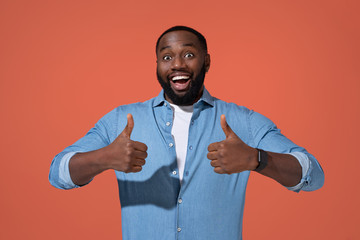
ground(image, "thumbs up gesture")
xmin=104 ymin=114 xmax=148 ymax=173
xmin=207 ymin=115 xmax=259 ymax=174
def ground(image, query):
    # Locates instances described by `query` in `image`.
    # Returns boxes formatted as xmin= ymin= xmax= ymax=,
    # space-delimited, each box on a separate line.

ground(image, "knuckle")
xmin=125 ymin=141 xmax=133 ymax=148
xmin=124 ymin=156 xmax=131 ymax=164
xmin=125 ymin=149 xmax=133 ymax=157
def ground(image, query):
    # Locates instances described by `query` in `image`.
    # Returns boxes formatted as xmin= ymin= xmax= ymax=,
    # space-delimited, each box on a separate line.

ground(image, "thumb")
xmin=220 ymin=114 xmax=235 ymax=138
xmin=121 ymin=113 xmax=134 ymax=138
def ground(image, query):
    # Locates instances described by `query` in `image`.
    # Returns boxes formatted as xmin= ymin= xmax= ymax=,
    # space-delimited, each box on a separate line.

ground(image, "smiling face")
xmin=156 ymin=30 xmax=210 ymax=105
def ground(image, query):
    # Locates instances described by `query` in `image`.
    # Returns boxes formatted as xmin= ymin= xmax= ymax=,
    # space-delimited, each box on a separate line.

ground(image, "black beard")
xmin=157 ymin=65 xmax=206 ymax=106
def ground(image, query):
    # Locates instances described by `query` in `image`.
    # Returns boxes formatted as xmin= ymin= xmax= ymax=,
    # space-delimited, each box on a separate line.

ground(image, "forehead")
xmin=157 ymin=30 xmax=203 ymax=53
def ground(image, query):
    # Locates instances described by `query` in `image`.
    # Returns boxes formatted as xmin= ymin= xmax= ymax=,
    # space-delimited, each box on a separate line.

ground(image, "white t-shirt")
xmin=169 ymin=103 xmax=193 ymax=184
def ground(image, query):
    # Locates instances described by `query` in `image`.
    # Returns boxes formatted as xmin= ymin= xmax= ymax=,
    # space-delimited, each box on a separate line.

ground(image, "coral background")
xmin=1 ymin=0 xmax=359 ymax=239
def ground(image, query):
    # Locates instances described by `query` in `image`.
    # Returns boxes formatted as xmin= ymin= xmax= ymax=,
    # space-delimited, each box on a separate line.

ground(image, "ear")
xmin=205 ymin=53 xmax=211 ymax=73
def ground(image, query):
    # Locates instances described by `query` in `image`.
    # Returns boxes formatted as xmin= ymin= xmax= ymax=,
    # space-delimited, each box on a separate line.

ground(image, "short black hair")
xmin=156 ymin=26 xmax=208 ymax=53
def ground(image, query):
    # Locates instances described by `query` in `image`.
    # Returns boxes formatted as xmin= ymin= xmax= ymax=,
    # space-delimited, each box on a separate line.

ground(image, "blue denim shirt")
xmin=49 ymin=88 xmax=324 ymax=240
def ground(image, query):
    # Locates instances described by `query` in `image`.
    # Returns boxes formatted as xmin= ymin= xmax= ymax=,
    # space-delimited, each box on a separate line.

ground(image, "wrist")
xmin=249 ymin=147 xmax=260 ymax=171
xmin=94 ymin=147 xmax=112 ymax=172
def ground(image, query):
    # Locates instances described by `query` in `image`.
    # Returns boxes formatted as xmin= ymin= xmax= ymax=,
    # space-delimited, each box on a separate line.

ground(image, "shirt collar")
xmin=152 ymin=87 xmax=214 ymax=108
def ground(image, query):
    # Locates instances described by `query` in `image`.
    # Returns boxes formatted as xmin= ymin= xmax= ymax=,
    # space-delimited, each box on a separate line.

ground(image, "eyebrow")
xmin=159 ymin=43 xmax=195 ymax=52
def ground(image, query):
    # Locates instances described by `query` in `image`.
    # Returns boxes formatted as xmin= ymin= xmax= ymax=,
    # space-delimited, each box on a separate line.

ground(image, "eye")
xmin=163 ymin=55 xmax=172 ymax=61
xmin=184 ymin=53 xmax=194 ymax=58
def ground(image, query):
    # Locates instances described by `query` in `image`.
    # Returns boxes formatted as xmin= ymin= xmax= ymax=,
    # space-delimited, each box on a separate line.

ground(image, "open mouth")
xmin=170 ymin=75 xmax=191 ymax=91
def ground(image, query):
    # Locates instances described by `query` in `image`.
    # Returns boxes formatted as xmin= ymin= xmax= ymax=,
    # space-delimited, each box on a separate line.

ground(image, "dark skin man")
xmin=69 ymin=30 xmax=302 ymax=188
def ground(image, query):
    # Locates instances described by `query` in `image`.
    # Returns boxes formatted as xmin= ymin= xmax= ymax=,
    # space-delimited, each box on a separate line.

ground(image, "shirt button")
xmin=164 ymin=102 xmax=167 ymax=106
xmin=172 ymin=171 xmax=177 ymax=175
xmin=189 ymin=145 xmax=193 ymax=150
xmin=177 ymin=227 xmax=181 ymax=232
xmin=169 ymin=143 xmax=173 ymax=147
xmin=178 ymin=198 xmax=182 ymax=204
xmin=191 ymin=120 xmax=194 ymax=125
xmin=166 ymin=122 xmax=171 ymax=126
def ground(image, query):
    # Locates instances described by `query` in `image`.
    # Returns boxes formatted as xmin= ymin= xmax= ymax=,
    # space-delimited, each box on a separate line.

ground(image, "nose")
xmin=171 ymin=56 xmax=186 ymax=70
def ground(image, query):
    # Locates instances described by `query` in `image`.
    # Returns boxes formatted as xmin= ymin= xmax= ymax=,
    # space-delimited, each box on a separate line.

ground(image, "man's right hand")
xmin=104 ymin=113 xmax=148 ymax=173
xmin=69 ymin=113 xmax=147 ymax=186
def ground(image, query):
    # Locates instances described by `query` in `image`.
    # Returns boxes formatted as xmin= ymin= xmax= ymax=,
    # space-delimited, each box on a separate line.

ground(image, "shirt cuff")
xmin=286 ymin=152 xmax=310 ymax=192
xmin=59 ymin=152 xmax=81 ymax=189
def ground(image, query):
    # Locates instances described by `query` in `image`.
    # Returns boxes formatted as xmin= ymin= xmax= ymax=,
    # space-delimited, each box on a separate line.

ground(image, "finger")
xmin=133 ymin=149 xmax=148 ymax=159
xmin=210 ymin=160 xmax=220 ymax=167
xmin=122 ymin=113 xmax=134 ymax=138
xmin=133 ymin=158 xmax=146 ymax=166
xmin=214 ymin=167 xmax=225 ymax=174
xmin=207 ymin=151 xmax=218 ymax=160
xmin=208 ymin=142 xmax=220 ymax=152
xmin=220 ymin=114 xmax=235 ymax=138
xmin=133 ymin=141 xmax=148 ymax=152
xmin=131 ymin=166 xmax=143 ymax=173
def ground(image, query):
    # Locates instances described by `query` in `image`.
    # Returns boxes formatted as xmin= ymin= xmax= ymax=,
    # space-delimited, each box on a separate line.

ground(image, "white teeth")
xmin=172 ymin=75 xmax=190 ymax=81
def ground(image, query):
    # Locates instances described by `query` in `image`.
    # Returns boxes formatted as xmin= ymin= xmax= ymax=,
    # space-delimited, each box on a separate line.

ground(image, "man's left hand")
xmin=207 ymin=115 xmax=259 ymax=174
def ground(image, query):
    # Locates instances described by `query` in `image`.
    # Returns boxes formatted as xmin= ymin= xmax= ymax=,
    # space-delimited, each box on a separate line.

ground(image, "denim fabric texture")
xmin=49 ymin=88 xmax=324 ymax=240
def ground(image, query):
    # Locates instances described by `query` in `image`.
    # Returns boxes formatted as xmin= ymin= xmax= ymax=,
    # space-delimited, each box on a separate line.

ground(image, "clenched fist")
xmin=104 ymin=113 xmax=148 ymax=173
xmin=207 ymin=115 xmax=258 ymax=174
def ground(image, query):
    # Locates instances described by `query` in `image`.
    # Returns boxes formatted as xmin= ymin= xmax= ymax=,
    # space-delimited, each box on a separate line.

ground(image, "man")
xmin=49 ymin=26 xmax=324 ymax=239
